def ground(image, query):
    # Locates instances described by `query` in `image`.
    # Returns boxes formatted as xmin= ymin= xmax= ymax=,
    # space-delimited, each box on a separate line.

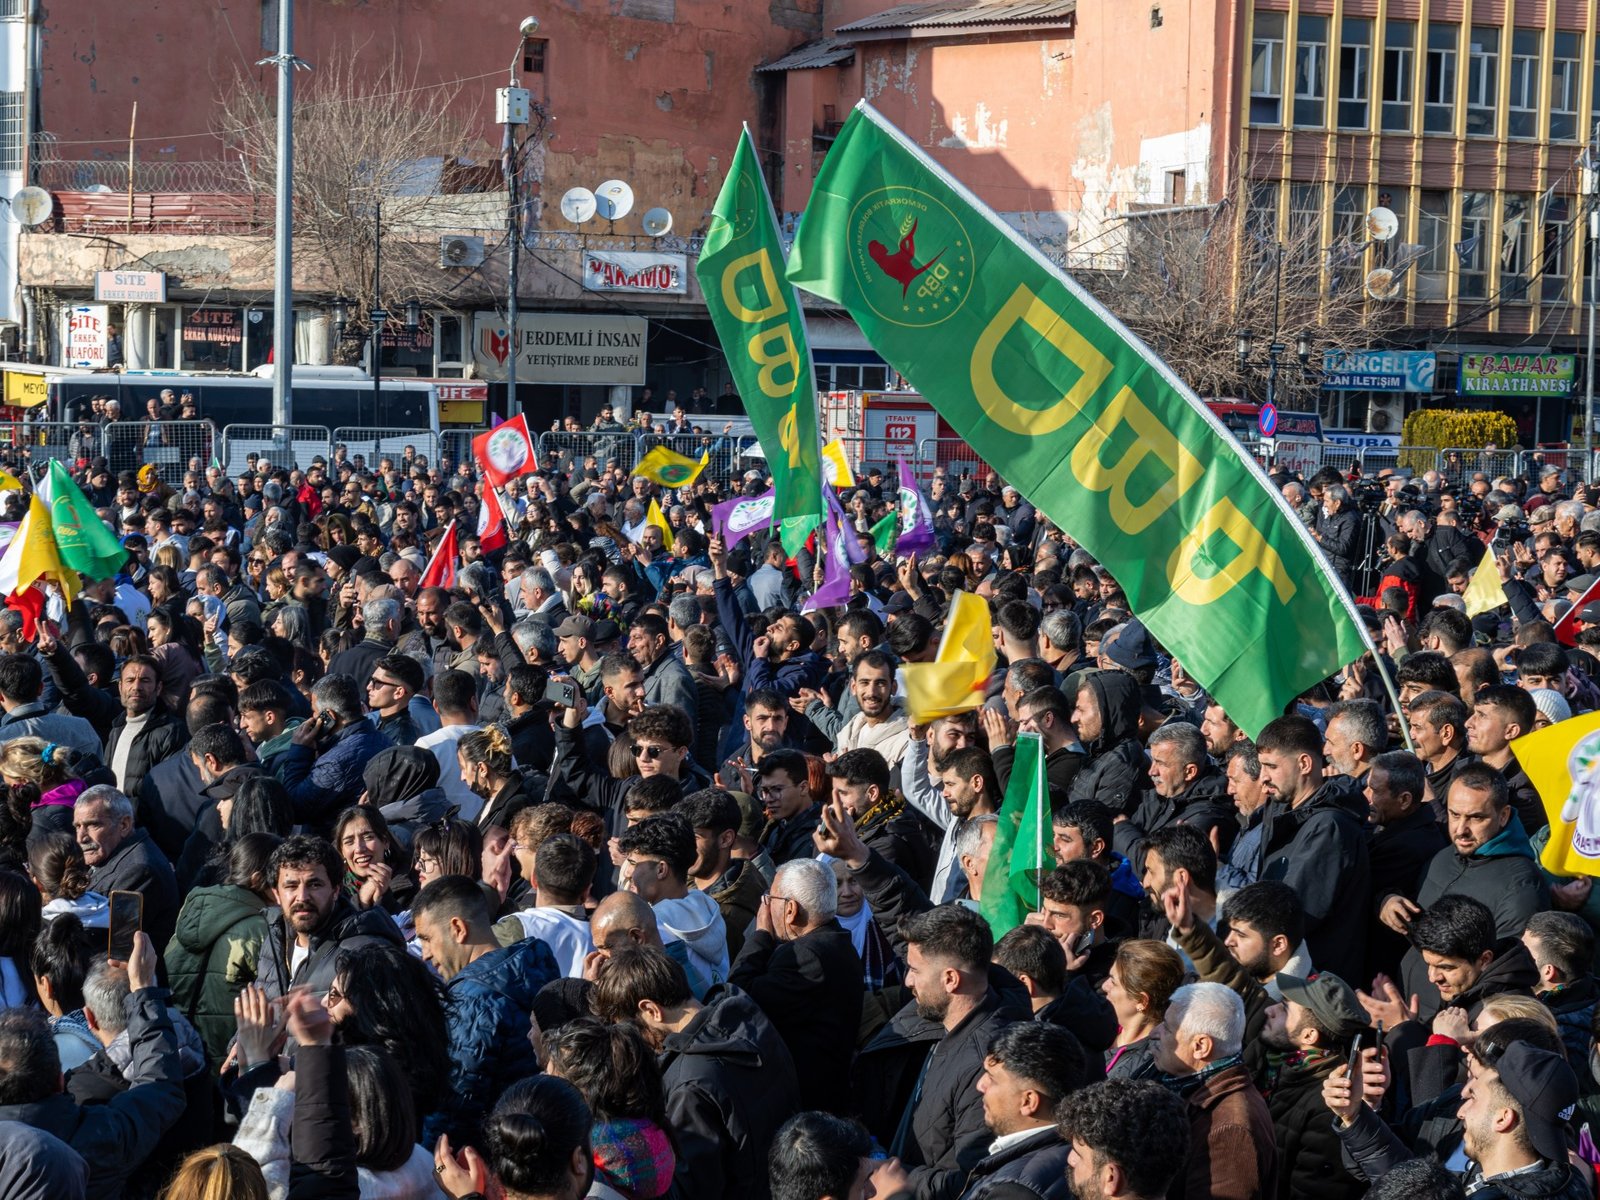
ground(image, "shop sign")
xmin=66 ymin=306 xmax=110 ymax=368
xmin=1322 ymin=349 xmax=1436 ymax=393
xmin=1459 ymin=353 xmax=1575 ymax=396
xmin=581 ymin=250 xmax=688 ymax=294
xmin=471 ymin=312 xmax=647 ymax=386
xmin=183 ymin=308 xmax=242 ymax=345
xmin=94 ymin=270 xmax=167 ymax=303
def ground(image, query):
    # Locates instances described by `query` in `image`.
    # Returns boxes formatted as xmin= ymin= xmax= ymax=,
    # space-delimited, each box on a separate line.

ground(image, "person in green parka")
xmin=163 ymin=832 xmax=281 ymax=1066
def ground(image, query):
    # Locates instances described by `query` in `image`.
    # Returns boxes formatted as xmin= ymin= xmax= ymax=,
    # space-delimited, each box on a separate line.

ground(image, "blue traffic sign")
xmin=1258 ymin=403 xmax=1278 ymax=437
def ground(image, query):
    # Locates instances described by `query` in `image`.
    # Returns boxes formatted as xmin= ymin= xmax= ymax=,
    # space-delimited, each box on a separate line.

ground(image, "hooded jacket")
xmin=653 ymin=889 xmax=731 ymax=987
xmin=362 ymin=746 xmax=451 ymax=848
xmin=659 ymin=983 xmax=800 ymax=1200
xmin=424 ymin=937 xmax=560 ymax=1148
xmin=705 ymin=859 xmax=764 ymax=960
xmin=1067 ymin=672 xmax=1147 ymax=816
xmin=1401 ymin=937 xmax=1540 ymax=1102
xmin=164 ymin=882 xmax=270 ymax=1066
xmin=1257 ymin=776 xmax=1372 ymax=984
xmin=254 ymin=893 xmax=405 ymax=1003
xmin=1413 ymin=811 xmax=1551 ymax=938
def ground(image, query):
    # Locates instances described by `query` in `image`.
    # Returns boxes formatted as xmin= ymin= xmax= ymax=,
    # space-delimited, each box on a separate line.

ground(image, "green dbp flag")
xmin=979 ymin=732 xmax=1051 ymax=939
xmin=698 ymin=127 xmax=824 ymax=555
xmin=786 ymin=104 xmax=1370 ymax=737
xmin=47 ymin=461 xmax=126 ymax=580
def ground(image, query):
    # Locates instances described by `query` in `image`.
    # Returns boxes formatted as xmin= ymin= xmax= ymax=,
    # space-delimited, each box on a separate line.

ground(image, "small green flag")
xmin=979 ymin=732 xmax=1053 ymax=939
xmin=697 ymin=127 xmax=824 ymax=556
xmin=870 ymin=509 xmax=899 ymax=557
xmin=785 ymin=104 xmax=1371 ymax=738
xmin=47 ymin=461 xmax=127 ymax=581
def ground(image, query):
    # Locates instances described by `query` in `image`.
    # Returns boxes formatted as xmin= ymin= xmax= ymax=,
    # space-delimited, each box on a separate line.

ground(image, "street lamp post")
xmin=369 ymin=201 xmax=388 ymax=427
xmin=498 ymin=17 xmax=541 ymax=422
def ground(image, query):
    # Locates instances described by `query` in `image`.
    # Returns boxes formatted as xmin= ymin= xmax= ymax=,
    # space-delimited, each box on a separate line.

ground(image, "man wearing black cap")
xmin=1330 ymin=1036 xmax=1586 ymax=1200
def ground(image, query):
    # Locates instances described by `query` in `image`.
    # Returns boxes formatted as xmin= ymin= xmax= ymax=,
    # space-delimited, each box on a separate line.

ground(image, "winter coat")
xmin=715 ymin=576 xmax=827 ymax=699
xmin=1035 ymin=979 xmax=1117 ymax=1058
xmin=1367 ymin=805 xmax=1449 ymax=981
xmin=759 ymin=803 xmax=822 ymax=866
xmin=956 ymin=1127 xmax=1069 ymax=1200
xmin=854 ymin=978 xmax=1031 ymax=1200
xmin=1541 ymin=975 xmax=1600 ymax=1071
xmin=1114 ymin=769 xmax=1238 ymax=867
xmin=362 ymin=746 xmax=452 ymax=848
xmin=88 ymin=826 xmax=180 ymax=955
xmin=0 ymin=987 xmax=184 ymax=1200
xmin=1401 ymin=937 xmax=1539 ymax=1101
xmin=705 ymin=860 xmax=764 ymax=959
xmin=287 ymin=1042 xmax=362 ymax=1200
xmin=173 ymin=765 xmax=264 ymax=893
xmin=1067 ymin=672 xmax=1147 ymax=816
xmin=327 ymin=636 xmax=392 ymax=693
xmin=1266 ymin=1051 xmax=1366 ymax=1200
xmin=1412 ymin=811 xmax=1551 ymax=939
xmin=1256 ymin=777 xmax=1372 ymax=984
xmin=425 ymin=937 xmax=561 ymax=1148
xmin=0 ymin=1122 xmax=88 ymax=1200
xmin=659 ymin=983 xmax=800 ymax=1200
xmin=164 ymin=883 xmax=269 ymax=1066
xmin=858 ymin=800 xmax=940 ymax=896
xmin=235 ymin=1083 xmax=440 ymax=1200
xmin=254 ymin=894 xmax=405 ymax=1003
xmin=0 ymin=700 xmax=101 ymax=759
xmin=278 ymin=720 xmax=395 ymax=829
xmin=137 ymin=751 xmax=209 ymax=865
xmin=640 ymin=651 xmax=702 ymax=741
xmin=1179 ymin=1061 xmax=1279 ymax=1200
xmin=727 ymin=922 xmax=864 ymax=1114
xmin=1314 ymin=505 xmax=1362 ymax=581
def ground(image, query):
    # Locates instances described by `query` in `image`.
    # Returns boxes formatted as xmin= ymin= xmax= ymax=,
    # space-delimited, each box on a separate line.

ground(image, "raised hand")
xmin=813 ymin=797 xmax=869 ymax=869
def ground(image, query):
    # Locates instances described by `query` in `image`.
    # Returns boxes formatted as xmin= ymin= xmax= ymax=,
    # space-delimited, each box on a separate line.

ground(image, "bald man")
xmin=588 ymin=890 xmax=715 ymax=999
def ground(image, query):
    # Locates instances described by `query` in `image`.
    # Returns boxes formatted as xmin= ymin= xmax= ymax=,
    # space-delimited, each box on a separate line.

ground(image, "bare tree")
xmin=214 ymin=47 xmax=498 ymax=359
xmin=1083 ymin=179 xmax=1400 ymax=406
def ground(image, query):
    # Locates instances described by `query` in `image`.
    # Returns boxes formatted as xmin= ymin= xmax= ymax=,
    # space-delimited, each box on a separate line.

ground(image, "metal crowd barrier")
xmin=102 ymin=419 xmax=221 ymax=486
xmin=916 ymin=437 xmax=991 ymax=482
xmin=1437 ymin=447 xmax=1521 ymax=484
xmin=4 ymin=420 xmax=98 ymax=472
xmin=535 ymin=430 xmax=641 ymax=474
xmin=219 ymin=424 xmax=333 ymax=476
xmin=332 ymin=428 xmax=440 ymax=473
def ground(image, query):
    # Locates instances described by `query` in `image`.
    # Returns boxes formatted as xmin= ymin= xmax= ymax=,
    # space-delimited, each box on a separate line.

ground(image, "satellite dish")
xmin=641 ymin=207 xmax=673 ymax=237
xmin=10 ymin=187 xmax=52 ymax=226
xmin=1365 ymin=206 xmax=1399 ymax=241
xmin=594 ymin=179 xmax=634 ymax=221
xmin=559 ymin=187 xmax=596 ymax=225
xmin=1365 ymin=267 xmax=1400 ymax=300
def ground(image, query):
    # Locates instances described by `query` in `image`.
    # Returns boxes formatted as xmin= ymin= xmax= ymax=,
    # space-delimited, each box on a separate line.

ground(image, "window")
xmin=0 ymin=92 xmax=22 ymax=172
xmin=1332 ymin=186 xmax=1366 ymax=245
xmin=1501 ymin=193 xmax=1531 ymax=300
xmin=1424 ymin=24 xmax=1457 ymax=133
xmin=1338 ymin=19 xmax=1372 ymax=129
xmin=1417 ymin=190 xmax=1450 ymax=300
xmin=1466 ymin=26 xmax=1498 ymax=136
xmin=1245 ymin=181 xmax=1280 ymax=273
xmin=522 ymin=39 xmax=547 ymax=73
xmin=1288 ymin=183 xmax=1323 ymax=278
xmin=1541 ymin=195 xmax=1571 ymax=304
xmin=1383 ymin=21 xmax=1415 ymax=132
xmin=1164 ymin=169 xmax=1187 ymax=204
xmin=1372 ymin=188 xmax=1408 ymax=266
xmin=1507 ymin=30 xmax=1539 ymax=138
xmin=1250 ymin=12 xmax=1286 ymax=125
xmin=1294 ymin=15 xmax=1328 ymax=128
xmin=1550 ymin=32 xmax=1580 ymax=141
xmin=1458 ymin=192 xmax=1491 ymax=299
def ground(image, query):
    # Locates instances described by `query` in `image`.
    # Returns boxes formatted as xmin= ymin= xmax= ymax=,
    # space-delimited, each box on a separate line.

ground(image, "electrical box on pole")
xmin=497 ymin=87 xmax=531 ymax=126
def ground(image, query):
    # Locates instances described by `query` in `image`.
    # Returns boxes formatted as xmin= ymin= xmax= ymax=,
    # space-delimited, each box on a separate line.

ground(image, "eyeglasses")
xmin=756 ymin=785 xmax=788 ymax=799
xmin=415 ymin=853 xmax=441 ymax=871
xmin=367 ymin=678 xmax=399 ymax=691
xmin=761 ymin=894 xmax=792 ymax=906
xmin=325 ymin=983 xmax=345 ymax=1006
xmin=632 ymin=744 xmax=667 ymax=760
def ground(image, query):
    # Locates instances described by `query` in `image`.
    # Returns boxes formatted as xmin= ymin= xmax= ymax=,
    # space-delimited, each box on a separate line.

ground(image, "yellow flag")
xmin=632 ymin=445 xmax=709 ymax=488
xmin=631 ymin=498 xmax=674 ymax=548
xmin=900 ymin=590 xmax=997 ymax=723
xmin=0 ymin=471 xmax=20 ymax=491
xmin=0 ymin=493 xmax=78 ymax=610
xmin=1462 ymin=545 xmax=1507 ymax=618
xmin=820 ymin=440 xmax=856 ymax=489
xmin=1516 ymin=711 xmax=1600 ymax=878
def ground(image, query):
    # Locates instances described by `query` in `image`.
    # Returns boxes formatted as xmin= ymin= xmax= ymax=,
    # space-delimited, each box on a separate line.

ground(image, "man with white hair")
xmin=76 ymin=785 xmax=180 ymax=953
xmin=1149 ymin=981 xmax=1279 ymax=1200
xmin=519 ymin=566 xmax=567 ymax=623
xmin=328 ymin=596 xmax=399 ymax=692
xmin=728 ymin=857 xmax=864 ymax=1113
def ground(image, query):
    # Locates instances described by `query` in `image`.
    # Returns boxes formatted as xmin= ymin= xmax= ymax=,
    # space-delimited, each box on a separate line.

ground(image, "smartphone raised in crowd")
xmin=108 ymin=889 xmax=144 ymax=962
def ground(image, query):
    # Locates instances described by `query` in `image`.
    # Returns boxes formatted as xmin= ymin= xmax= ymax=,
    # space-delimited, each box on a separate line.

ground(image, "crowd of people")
xmin=0 ymin=414 xmax=1598 ymax=1200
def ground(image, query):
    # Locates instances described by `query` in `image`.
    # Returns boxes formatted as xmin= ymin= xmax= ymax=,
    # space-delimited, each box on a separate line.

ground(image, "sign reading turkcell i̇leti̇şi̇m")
xmin=1459 ymin=353 xmax=1575 ymax=397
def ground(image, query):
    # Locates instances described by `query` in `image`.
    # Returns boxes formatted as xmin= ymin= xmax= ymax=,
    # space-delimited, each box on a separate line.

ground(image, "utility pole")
xmin=1586 ymin=126 xmax=1599 ymax=481
xmin=498 ymin=18 xmax=538 ymax=421
xmin=263 ymin=0 xmax=306 ymax=432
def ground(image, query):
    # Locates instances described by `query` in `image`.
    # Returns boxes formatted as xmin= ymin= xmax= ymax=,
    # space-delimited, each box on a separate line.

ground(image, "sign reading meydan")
xmin=471 ymin=312 xmax=648 ymax=386
xmin=1321 ymin=349 xmax=1436 ymax=393
xmin=1459 ymin=353 xmax=1576 ymax=396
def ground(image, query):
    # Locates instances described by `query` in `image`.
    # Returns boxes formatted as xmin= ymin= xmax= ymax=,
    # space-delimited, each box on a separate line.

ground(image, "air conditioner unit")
xmin=1367 ymin=393 xmax=1405 ymax=434
xmin=440 ymin=235 xmax=485 ymax=269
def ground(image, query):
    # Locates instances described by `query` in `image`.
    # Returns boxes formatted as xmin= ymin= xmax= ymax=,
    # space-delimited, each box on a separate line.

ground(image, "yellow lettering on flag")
xmin=720 ymin=248 xmax=787 ymax=323
xmin=1463 ymin=546 xmax=1508 ymax=617
xmin=970 ymin=283 xmax=1112 ymax=437
xmin=747 ymin=325 xmax=802 ymax=399
xmin=1167 ymin=497 xmax=1296 ymax=606
xmin=1070 ymin=386 xmax=1204 ymax=536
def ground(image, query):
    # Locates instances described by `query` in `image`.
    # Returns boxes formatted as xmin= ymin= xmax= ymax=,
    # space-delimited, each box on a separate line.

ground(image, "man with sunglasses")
xmin=555 ymin=694 xmax=707 ymax=817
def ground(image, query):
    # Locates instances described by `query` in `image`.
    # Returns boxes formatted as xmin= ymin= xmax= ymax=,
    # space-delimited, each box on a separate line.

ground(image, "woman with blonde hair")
xmin=458 ymin=725 xmax=536 ymax=834
xmin=0 ymin=737 xmax=90 ymax=836
xmin=158 ymin=1141 xmax=269 ymax=1200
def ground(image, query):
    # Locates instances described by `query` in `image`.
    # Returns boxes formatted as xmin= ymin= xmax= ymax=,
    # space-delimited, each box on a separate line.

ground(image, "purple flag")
xmin=803 ymin=491 xmax=856 ymax=611
xmin=833 ymin=488 xmax=867 ymax=565
xmin=895 ymin=460 xmax=935 ymax=555
xmin=712 ymin=489 xmax=775 ymax=550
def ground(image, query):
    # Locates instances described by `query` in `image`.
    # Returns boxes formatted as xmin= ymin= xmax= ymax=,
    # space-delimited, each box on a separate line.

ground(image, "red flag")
xmin=477 ymin=486 xmax=508 ymax=553
xmin=5 ymin=584 xmax=44 ymax=639
xmin=421 ymin=520 xmax=458 ymax=591
xmin=1555 ymin=574 xmax=1600 ymax=646
xmin=472 ymin=414 xmax=538 ymax=489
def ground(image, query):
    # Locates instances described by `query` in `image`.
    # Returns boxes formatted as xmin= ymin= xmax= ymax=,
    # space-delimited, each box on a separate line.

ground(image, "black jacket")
xmin=760 ymin=803 xmax=823 ymax=866
xmin=1035 ymin=978 xmax=1117 ymax=1058
xmin=1067 ymin=672 xmax=1147 ymax=817
xmin=137 ymin=752 xmax=209 ymax=866
xmin=659 ymin=983 xmax=800 ymax=1200
xmin=254 ymin=895 xmax=405 ymax=1001
xmin=727 ymin=923 xmax=865 ymax=1114
xmin=106 ymin=703 xmax=188 ymax=806
xmin=1401 ymin=937 xmax=1539 ymax=1103
xmin=1366 ymin=805 xmax=1449 ymax=981
xmin=854 ymin=977 xmax=1030 ymax=1200
xmin=1315 ymin=505 xmax=1362 ymax=581
xmin=1257 ymin=776 xmax=1372 ymax=983
xmin=956 ymin=1127 xmax=1069 ymax=1200
xmin=289 ymin=1042 xmax=361 ymax=1200
xmin=1114 ymin=769 xmax=1238 ymax=867
xmin=1266 ymin=1052 xmax=1366 ymax=1200
xmin=859 ymin=802 xmax=939 ymax=895
xmin=0 ymin=987 xmax=185 ymax=1200
xmin=89 ymin=827 xmax=180 ymax=955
